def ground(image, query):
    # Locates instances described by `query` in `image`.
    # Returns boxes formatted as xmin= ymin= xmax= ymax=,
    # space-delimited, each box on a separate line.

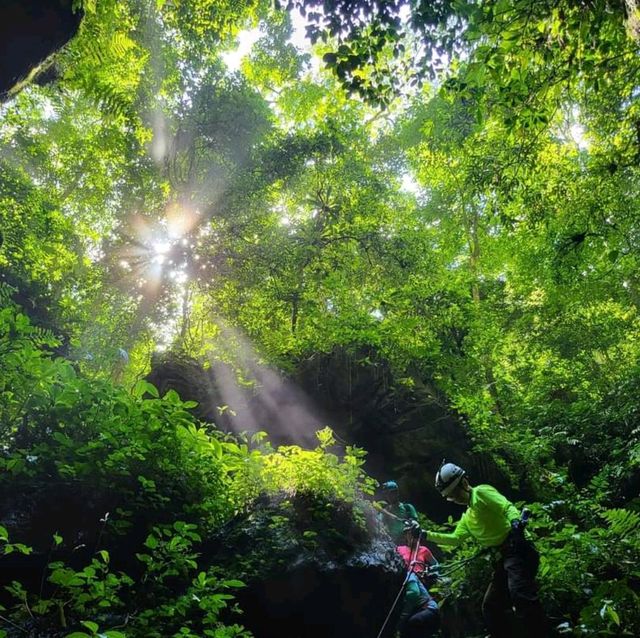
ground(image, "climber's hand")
xmin=404 ymin=519 xmax=425 ymax=539
xmin=510 ymin=519 xmax=524 ymax=533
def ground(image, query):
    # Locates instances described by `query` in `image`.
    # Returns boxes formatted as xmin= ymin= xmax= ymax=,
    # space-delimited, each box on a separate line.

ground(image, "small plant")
xmin=3 ymin=543 xmax=133 ymax=632
xmin=130 ymin=570 xmax=251 ymax=638
xmin=136 ymin=521 xmax=201 ymax=585
xmin=65 ymin=619 xmax=126 ymax=638
xmin=0 ymin=525 xmax=33 ymax=556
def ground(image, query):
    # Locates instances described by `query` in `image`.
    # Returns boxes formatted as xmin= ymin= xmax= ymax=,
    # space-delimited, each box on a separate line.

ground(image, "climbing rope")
xmin=375 ymin=509 xmax=532 ymax=636
xmin=373 ymin=501 xmax=405 ymax=522
xmin=376 ymin=540 xmax=485 ymax=637
xmin=375 ymin=530 xmax=422 ymax=638
xmin=435 ymin=550 xmax=487 ymax=578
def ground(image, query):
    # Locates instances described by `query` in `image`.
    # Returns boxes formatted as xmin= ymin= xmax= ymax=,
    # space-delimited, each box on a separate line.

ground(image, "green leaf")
xmin=81 ymin=621 xmax=99 ymax=633
xmin=132 ymin=380 xmax=159 ymax=398
xmin=607 ymin=607 xmax=620 ymax=626
xmin=223 ymin=579 xmax=246 ymax=588
xmin=144 ymin=534 xmax=158 ymax=550
xmin=163 ymin=389 xmax=181 ymax=404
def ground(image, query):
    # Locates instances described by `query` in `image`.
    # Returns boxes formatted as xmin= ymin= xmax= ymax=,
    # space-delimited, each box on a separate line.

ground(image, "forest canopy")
xmin=0 ymin=0 xmax=639 ymax=636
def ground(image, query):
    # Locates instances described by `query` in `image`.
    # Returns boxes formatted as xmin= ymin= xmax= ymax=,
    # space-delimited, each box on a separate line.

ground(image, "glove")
xmin=405 ymin=519 xmax=423 ymax=538
xmin=423 ymin=566 xmax=439 ymax=586
xmin=510 ymin=518 xmax=524 ymax=533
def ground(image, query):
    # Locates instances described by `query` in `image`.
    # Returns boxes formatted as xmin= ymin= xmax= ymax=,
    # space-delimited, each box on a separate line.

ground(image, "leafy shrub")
xmin=0 ymin=291 xmax=374 ymax=636
xmin=227 ymin=426 xmax=376 ymax=505
xmin=428 ymin=497 xmax=640 ymax=637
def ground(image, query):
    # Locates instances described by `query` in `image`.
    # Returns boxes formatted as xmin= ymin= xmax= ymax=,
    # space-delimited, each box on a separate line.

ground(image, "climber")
xmin=377 ymin=480 xmax=418 ymax=543
xmin=396 ymin=521 xmax=440 ymax=638
xmin=397 ymin=520 xmax=439 ymax=579
xmin=423 ymin=461 xmax=549 ymax=638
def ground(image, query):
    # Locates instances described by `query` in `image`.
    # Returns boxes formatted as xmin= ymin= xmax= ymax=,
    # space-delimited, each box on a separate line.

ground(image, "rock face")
xmin=0 ymin=480 xmax=109 ymax=600
xmin=146 ymin=352 xmax=327 ymax=449
xmin=293 ymin=348 xmax=523 ymax=520
xmin=0 ymin=0 xmax=82 ymax=97
xmin=203 ymin=493 xmax=405 ymax=638
xmin=147 ymin=349 xmax=520 ymax=523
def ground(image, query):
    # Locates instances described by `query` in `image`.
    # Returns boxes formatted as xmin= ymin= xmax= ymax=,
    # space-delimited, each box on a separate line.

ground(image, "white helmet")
xmin=435 ymin=461 xmax=466 ymax=496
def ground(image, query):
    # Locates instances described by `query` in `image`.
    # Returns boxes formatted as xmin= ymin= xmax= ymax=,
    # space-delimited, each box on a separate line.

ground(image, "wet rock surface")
xmin=202 ymin=492 xmax=405 ymax=638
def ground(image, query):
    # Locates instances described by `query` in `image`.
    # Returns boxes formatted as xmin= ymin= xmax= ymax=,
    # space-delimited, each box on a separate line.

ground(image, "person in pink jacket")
xmin=396 ymin=522 xmax=440 ymax=638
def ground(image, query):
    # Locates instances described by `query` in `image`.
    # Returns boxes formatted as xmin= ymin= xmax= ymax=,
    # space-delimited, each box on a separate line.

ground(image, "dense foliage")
xmin=0 ymin=285 xmax=372 ymax=636
xmin=1 ymin=0 xmax=639 ymax=636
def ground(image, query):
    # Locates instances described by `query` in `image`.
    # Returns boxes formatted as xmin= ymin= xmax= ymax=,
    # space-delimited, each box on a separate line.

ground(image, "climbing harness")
xmin=375 ymin=529 xmax=423 ymax=638
xmin=375 ymin=509 xmax=532 ymax=636
xmin=436 ymin=550 xmax=487 ymax=578
xmin=434 ymin=508 xmax=532 ymax=579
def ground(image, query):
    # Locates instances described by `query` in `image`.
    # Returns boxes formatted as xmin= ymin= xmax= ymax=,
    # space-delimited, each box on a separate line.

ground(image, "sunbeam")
xmin=199 ymin=319 xmax=328 ymax=448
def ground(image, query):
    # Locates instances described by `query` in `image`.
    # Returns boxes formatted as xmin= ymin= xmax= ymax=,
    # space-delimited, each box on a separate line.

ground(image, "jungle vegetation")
xmin=0 ymin=0 xmax=639 ymax=636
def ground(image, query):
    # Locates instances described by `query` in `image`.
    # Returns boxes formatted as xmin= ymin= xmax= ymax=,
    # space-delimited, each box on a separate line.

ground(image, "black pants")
xmin=482 ymin=532 xmax=549 ymax=638
xmin=401 ymin=605 xmax=440 ymax=638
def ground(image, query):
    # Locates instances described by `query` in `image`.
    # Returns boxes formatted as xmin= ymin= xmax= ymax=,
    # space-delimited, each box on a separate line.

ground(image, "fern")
xmin=68 ymin=19 xmax=107 ymax=66
xmin=602 ymin=508 xmax=640 ymax=537
xmin=58 ymin=0 xmax=144 ymax=121
xmin=110 ymin=32 xmax=136 ymax=59
xmin=0 ymin=283 xmax=17 ymax=309
xmin=80 ymin=79 xmax=134 ymax=120
xmin=0 ymin=284 xmax=58 ymax=350
xmin=29 ymin=325 xmax=57 ymax=349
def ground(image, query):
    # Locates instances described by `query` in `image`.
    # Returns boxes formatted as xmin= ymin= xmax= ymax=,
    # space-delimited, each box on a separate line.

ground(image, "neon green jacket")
xmin=428 ymin=484 xmax=520 ymax=548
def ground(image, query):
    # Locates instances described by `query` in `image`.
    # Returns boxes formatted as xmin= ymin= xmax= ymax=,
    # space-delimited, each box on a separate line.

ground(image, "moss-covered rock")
xmin=203 ymin=492 xmax=405 ymax=638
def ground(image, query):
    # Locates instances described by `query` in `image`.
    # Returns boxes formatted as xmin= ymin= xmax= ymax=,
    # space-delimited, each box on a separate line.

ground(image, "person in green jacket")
xmin=397 ymin=572 xmax=440 ymax=638
xmin=424 ymin=461 xmax=549 ymax=638
xmin=377 ymin=480 xmax=418 ymax=543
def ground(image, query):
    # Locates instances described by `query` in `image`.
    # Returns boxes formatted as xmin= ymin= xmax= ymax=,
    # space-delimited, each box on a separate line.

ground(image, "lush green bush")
xmin=532 ymin=500 xmax=640 ymax=636
xmin=0 ymin=290 xmax=374 ymax=637
xmin=426 ymin=496 xmax=640 ymax=637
